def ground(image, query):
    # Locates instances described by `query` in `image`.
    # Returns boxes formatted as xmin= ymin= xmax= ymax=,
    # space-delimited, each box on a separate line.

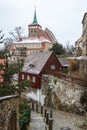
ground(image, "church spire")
xmin=32 ymin=7 xmax=38 ymax=25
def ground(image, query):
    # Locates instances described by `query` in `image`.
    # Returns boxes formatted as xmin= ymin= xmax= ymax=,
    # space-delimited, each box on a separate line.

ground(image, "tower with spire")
xmin=28 ymin=8 xmax=42 ymax=38
xmin=10 ymin=7 xmax=58 ymax=61
xmin=32 ymin=8 xmax=38 ymax=25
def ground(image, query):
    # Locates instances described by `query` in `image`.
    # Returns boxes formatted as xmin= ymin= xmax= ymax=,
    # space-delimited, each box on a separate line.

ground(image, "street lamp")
xmin=49 ymin=81 xmax=54 ymax=130
xmin=49 ymin=82 xmax=54 ymax=119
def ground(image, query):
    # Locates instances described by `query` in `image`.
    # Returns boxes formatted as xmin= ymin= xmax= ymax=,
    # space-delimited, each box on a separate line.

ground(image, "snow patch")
xmin=26 ymin=89 xmax=45 ymax=105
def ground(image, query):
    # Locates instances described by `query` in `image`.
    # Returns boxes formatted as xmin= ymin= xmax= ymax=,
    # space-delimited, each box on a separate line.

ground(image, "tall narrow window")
xmin=27 ymin=75 xmax=30 ymax=80
xmin=22 ymin=74 xmax=24 ymax=80
xmin=32 ymin=76 xmax=36 ymax=83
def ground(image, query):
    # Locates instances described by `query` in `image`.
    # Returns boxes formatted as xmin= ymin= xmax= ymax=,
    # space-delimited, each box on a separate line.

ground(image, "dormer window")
xmin=29 ymin=64 xmax=35 ymax=68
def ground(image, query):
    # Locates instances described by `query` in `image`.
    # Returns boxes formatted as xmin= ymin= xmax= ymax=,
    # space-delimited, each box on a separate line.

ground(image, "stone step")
xmin=28 ymin=111 xmax=45 ymax=130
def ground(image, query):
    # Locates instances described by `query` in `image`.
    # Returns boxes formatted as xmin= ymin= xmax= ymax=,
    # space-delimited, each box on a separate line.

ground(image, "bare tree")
xmin=0 ymin=30 xmax=5 ymax=43
xmin=65 ymin=41 xmax=74 ymax=55
xmin=9 ymin=26 xmax=24 ymax=41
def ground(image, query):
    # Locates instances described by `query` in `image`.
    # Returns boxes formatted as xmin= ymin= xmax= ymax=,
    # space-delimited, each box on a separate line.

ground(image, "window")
xmin=32 ymin=76 xmax=36 ymax=83
xmin=27 ymin=75 xmax=30 ymax=80
xmin=22 ymin=74 xmax=24 ymax=80
xmin=50 ymin=65 xmax=55 ymax=70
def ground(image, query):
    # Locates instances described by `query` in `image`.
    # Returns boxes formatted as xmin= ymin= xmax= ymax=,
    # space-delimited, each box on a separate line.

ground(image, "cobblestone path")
xmin=28 ymin=109 xmax=86 ymax=130
xmin=53 ymin=110 xmax=86 ymax=130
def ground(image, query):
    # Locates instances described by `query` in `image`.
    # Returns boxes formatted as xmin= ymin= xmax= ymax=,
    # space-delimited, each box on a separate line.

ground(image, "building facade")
xmin=74 ymin=37 xmax=82 ymax=56
xmin=9 ymin=9 xmax=58 ymax=62
xmin=82 ymin=13 xmax=87 ymax=56
xmin=77 ymin=13 xmax=87 ymax=80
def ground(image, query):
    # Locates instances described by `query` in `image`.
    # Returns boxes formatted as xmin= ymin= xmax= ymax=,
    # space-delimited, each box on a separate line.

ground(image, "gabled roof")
xmin=44 ymin=28 xmax=58 ymax=44
xmin=22 ymin=51 xmax=53 ymax=74
xmin=58 ymin=58 xmax=69 ymax=67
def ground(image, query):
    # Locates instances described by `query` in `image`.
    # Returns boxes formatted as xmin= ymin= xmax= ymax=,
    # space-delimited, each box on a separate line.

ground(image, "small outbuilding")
xmin=58 ymin=58 xmax=69 ymax=70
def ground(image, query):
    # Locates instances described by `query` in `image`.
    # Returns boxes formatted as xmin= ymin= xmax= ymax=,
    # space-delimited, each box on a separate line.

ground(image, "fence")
xmin=45 ymin=70 xmax=86 ymax=87
xmin=57 ymin=73 xmax=86 ymax=87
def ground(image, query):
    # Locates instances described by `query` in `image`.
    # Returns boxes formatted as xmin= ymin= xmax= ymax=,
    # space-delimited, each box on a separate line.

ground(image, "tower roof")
xmin=32 ymin=8 xmax=38 ymax=25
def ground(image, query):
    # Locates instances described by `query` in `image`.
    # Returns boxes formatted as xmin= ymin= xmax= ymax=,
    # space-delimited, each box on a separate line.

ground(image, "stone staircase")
xmin=28 ymin=111 xmax=45 ymax=130
xmin=28 ymin=102 xmax=53 ymax=130
xmin=28 ymin=102 xmax=85 ymax=130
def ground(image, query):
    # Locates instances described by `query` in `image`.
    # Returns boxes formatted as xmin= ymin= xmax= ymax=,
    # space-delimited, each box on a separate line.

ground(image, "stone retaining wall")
xmin=42 ymin=76 xmax=87 ymax=115
xmin=0 ymin=95 xmax=19 ymax=130
xmin=79 ymin=59 xmax=87 ymax=80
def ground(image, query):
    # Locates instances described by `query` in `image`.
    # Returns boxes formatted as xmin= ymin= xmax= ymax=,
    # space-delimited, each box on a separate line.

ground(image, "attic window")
xmin=29 ymin=64 xmax=35 ymax=67
xmin=50 ymin=65 xmax=55 ymax=70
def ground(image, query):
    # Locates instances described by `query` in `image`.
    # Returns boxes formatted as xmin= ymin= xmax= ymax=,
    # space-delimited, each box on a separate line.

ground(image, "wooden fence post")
xmin=46 ymin=111 xmax=49 ymax=125
xmin=32 ymin=102 xmax=34 ymax=111
xmin=41 ymin=105 xmax=43 ymax=116
xmin=36 ymin=103 xmax=38 ymax=112
xmin=44 ymin=108 xmax=47 ymax=120
xmin=49 ymin=118 xmax=53 ymax=130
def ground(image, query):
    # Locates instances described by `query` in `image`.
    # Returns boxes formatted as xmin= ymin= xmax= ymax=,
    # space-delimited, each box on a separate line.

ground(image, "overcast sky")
xmin=0 ymin=0 xmax=87 ymax=46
